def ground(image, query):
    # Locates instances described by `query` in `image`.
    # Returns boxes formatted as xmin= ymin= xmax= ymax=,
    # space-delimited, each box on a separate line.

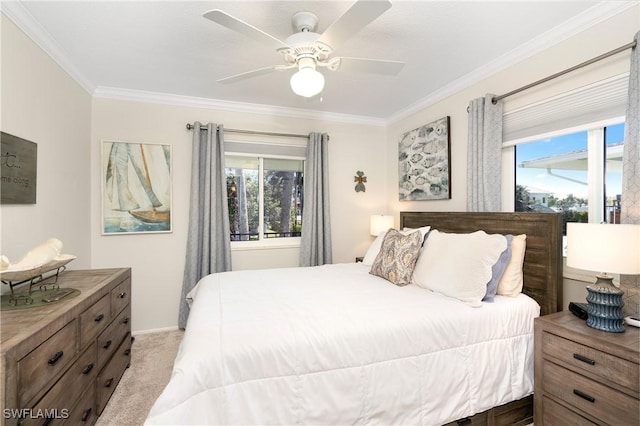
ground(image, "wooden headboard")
xmin=400 ymin=211 xmax=563 ymax=316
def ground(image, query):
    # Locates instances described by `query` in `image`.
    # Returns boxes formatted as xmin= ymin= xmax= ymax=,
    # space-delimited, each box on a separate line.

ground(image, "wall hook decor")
xmin=354 ymin=171 xmax=367 ymax=192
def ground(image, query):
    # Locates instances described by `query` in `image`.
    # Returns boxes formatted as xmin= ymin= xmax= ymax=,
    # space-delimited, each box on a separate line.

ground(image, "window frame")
xmin=501 ymin=115 xmax=625 ymax=222
xmin=226 ymin=151 xmax=305 ymax=250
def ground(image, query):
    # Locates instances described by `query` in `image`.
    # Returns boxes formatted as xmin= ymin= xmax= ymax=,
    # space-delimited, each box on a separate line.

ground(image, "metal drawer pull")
xmin=94 ymin=313 xmax=105 ymax=322
xmin=124 ymin=348 xmax=131 ymax=356
xmin=105 ymin=377 xmax=114 ymax=388
xmin=82 ymin=363 xmax=94 ymax=374
xmin=118 ymin=292 xmax=127 ymax=299
xmin=103 ymin=340 xmax=112 ymax=349
xmin=122 ymin=317 xmax=130 ymax=324
xmin=81 ymin=408 xmax=92 ymax=422
xmin=48 ymin=351 xmax=63 ymax=365
xmin=573 ymin=353 xmax=595 ymax=365
xmin=573 ymin=389 xmax=595 ymax=403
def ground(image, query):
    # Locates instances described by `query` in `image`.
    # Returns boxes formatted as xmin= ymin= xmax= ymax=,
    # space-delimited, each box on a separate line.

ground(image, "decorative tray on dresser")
xmin=534 ymin=310 xmax=640 ymax=425
xmin=1 ymin=268 xmax=132 ymax=426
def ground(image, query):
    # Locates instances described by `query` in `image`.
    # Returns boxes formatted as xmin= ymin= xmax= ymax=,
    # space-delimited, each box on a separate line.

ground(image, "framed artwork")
xmin=398 ymin=116 xmax=451 ymax=201
xmin=1 ymin=132 xmax=37 ymax=204
xmin=102 ymin=140 xmax=172 ymax=234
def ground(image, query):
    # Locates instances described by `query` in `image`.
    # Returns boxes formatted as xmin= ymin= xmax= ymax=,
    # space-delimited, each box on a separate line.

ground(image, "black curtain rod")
xmin=492 ymin=39 xmax=637 ymax=104
xmin=186 ymin=123 xmax=309 ymax=139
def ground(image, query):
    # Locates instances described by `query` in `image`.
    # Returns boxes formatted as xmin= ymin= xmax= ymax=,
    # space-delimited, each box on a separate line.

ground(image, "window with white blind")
xmin=502 ymin=73 xmax=628 ymax=233
xmin=224 ymin=138 xmax=306 ymax=246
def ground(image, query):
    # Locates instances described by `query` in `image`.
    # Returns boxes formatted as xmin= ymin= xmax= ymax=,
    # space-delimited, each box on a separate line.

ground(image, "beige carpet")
xmin=97 ymin=329 xmax=184 ymax=426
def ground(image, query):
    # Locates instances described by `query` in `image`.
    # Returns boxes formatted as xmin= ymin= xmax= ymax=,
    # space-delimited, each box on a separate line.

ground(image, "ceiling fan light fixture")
xmin=290 ymin=63 xmax=324 ymax=98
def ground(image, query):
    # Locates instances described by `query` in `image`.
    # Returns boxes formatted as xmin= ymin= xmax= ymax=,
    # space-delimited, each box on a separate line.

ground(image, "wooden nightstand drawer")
xmin=542 ymin=331 xmax=639 ymax=393
xmin=17 ymin=319 xmax=77 ymax=407
xmin=543 ymin=361 xmax=639 ymax=425
xmin=541 ymin=396 xmax=597 ymax=425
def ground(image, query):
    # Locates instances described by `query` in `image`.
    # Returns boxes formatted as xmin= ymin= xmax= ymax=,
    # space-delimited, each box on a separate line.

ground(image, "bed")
xmin=145 ymin=212 xmax=562 ymax=425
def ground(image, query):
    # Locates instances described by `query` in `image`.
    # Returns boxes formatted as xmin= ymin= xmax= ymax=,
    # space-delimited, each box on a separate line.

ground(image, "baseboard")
xmin=133 ymin=325 xmax=181 ymax=336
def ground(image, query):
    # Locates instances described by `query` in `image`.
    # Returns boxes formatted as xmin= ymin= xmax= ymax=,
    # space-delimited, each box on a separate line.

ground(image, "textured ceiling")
xmin=6 ymin=1 xmax=632 ymax=120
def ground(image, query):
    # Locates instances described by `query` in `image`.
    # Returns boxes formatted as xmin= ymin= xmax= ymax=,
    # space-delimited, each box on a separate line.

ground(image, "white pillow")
xmin=362 ymin=226 xmax=430 ymax=266
xmin=362 ymin=232 xmax=386 ymax=265
xmin=496 ymin=234 xmax=526 ymax=296
xmin=411 ymin=230 xmax=507 ymax=307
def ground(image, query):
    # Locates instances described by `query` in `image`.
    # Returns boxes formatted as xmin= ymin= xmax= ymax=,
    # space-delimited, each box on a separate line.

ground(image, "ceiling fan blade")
xmin=217 ymin=66 xmax=283 ymax=84
xmin=318 ymin=0 xmax=391 ymax=50
xmin=333 ymin=57 xmax=404 ymax=75
xmin=203 ymin=9 xmax=290 ymax=51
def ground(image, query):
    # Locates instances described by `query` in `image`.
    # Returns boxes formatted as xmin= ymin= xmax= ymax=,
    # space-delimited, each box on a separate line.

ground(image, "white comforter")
xmin=146 ymin=263 xmax=539 ymax=425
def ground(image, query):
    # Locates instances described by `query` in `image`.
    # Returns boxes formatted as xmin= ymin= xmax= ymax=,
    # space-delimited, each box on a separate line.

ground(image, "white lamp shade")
xmin=290 ymin=68 xmax=325 ymax=98
xmin=566 ymin=223 xmax=640 ymax=274
xmin=370 ymin=215 xmax=394 ymax=236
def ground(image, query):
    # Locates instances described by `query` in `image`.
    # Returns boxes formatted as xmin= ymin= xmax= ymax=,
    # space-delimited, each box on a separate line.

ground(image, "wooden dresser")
xmin=534 ymin=311 xmax=640 ymax=425
xmin=1 ymin=268 xmax=132 ymax=426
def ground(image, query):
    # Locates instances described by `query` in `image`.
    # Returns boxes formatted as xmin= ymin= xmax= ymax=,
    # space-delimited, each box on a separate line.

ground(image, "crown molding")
xmin=3 ymin=0 xmax=634 ymax=126
xmin=386 ymin=0 xmax=638 ymax=125
xmin=93 ymin=87 xmax=386 ymax=126
xmin=1 ymin=0 xmax=95 ymax=94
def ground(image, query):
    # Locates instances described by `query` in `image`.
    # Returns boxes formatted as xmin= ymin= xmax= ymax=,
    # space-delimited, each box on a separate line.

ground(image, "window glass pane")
xmin=605 ymin=123 xmax=624 ymax=223
xmin=263 ymin=159 xmax=303 ymax=239
xmin=226 ymin=156 xmax=259 ymax=241
xmin=515 ymin=130 xmax=589 ymax=233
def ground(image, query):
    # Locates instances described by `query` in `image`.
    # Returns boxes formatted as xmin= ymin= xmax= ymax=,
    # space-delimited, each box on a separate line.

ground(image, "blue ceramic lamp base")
xmin=586 ymin=274 xmax=625 ymax=333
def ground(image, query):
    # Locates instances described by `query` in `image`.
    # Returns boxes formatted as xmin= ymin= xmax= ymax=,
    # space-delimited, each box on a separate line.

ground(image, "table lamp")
xmin=566 ymin=223 xmax=640 ymax=333
xmin=370 ymin=215 xmax=394 ymax=236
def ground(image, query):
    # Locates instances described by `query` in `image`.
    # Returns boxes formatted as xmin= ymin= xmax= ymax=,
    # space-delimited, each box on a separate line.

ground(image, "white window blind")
xmin=225 ymin=139 xmax=307 ymax=158
xmin=503 ymin=73 xmax=629 ymax=144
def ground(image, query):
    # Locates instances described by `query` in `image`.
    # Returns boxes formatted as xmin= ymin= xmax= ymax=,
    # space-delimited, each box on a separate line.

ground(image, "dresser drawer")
xmin=96 ymin=337 xmax=131 ymax=415
xmin=96 ymin=305 xmax=131 ymax=370
xmin=17 ymin=320 xmax=77 ymax=407
xmin=543 ymin=361 xmax=639 ymax=425
xmin=22 ymin=344 xmax=96 ymax=426
xmin=110 ymin=279 xmax=130 ymax=316
xmin=62 ymin=383 xmax=96 ymax=425
xmin=541 ymin=396 xmax=597 ymax=426
xmin=79 ymin=294 xmax=111 ymax=348
xmin=542 ymin=331 xmax=639 ymax=393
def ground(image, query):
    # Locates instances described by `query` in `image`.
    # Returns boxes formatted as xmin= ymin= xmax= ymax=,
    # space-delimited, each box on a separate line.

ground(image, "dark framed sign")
xmin=1 ymin=132 xmax=37 ymax=204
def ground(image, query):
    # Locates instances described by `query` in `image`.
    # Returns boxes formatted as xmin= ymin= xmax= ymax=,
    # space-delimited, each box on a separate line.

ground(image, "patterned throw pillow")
xmin=369 ymin=228 xmax=423 ymax=286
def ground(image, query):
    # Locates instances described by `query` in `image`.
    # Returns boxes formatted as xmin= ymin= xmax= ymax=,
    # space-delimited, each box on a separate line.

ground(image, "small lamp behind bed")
xmin=566 ymin=223 xmax=640 ymax=333
xmin=370 ymin=215 xmax=394 ymax=236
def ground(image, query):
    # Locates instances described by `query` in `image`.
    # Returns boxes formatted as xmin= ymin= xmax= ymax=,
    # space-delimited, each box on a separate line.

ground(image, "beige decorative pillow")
xmin=497 ymin=234 xmax=527 ymax=296
xmin=369 ymin=228 xmax=423 ymax=286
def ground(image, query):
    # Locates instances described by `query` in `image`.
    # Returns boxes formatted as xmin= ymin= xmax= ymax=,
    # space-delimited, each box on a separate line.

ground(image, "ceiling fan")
xmin=203 ymin=0 xmax=404 ymax=98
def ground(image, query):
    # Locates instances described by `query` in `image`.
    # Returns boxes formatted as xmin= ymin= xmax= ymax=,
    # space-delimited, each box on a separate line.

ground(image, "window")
xmin=513 ymin=122 xmax=625 ymax=233
xmin=226 ymin=154 xmax=304 ymax=242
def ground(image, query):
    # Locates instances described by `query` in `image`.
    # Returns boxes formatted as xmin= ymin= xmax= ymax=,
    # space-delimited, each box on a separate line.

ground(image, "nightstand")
xmin=534 ymin=311 xmax=639 ymax=425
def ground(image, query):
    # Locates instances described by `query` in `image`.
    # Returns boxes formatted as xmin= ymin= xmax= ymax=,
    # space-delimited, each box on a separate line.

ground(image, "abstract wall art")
xmin=398 ymin=116 xmax=451 ymax=201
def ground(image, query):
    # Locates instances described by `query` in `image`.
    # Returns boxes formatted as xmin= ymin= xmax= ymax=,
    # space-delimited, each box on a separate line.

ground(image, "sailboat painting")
xmin=102 ymin=141 xmax=171 ymax=234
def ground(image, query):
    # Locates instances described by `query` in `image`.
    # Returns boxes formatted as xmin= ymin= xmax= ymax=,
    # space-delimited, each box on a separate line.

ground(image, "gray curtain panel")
xmin=299 ymin=132 xmax=332 ymax=266
xmin=467 ymin=94 xmax=504 ymax=212
xmin=620 ymin=31 xmax=639 ymax=317
xmin=178 ymin=122 xmax=232 ymax=329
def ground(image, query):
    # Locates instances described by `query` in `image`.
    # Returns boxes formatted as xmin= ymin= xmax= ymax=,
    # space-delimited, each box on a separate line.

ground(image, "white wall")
xmin=90 ymin=99 xmax=388 ymax=332
xmin=0 ymin=16 xmax=92 ymax=275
